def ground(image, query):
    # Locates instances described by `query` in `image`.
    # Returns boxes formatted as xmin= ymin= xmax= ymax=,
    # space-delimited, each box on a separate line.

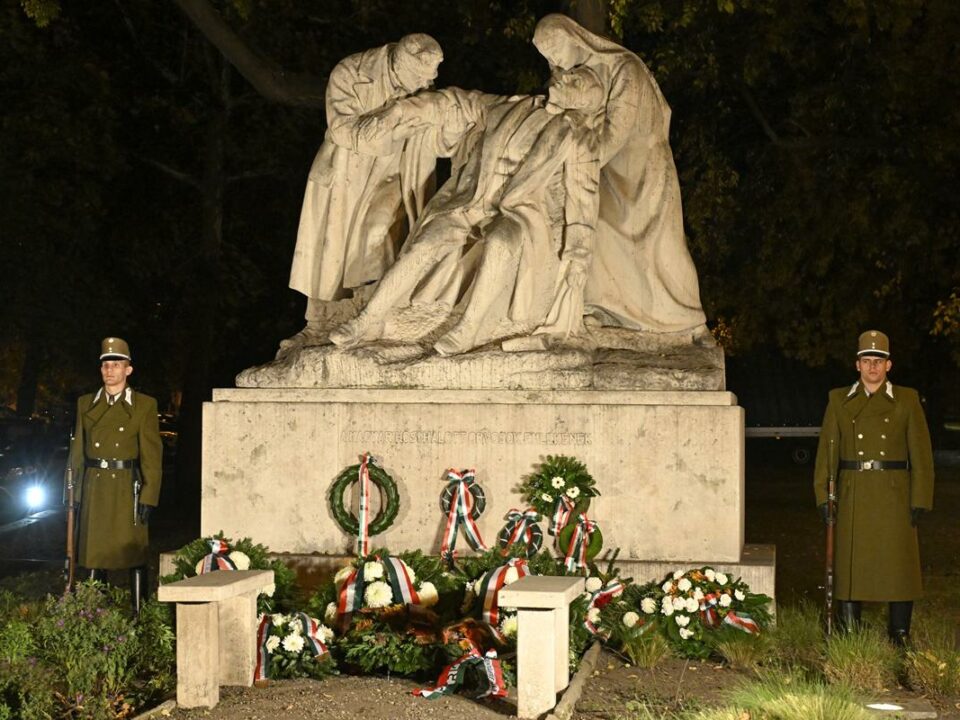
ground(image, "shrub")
xmin=823 ymin=625 xmax=899 ymax=692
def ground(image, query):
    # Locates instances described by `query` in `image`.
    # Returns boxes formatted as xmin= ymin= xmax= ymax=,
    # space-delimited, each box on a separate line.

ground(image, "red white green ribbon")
xmin=413 ymin=646 xmax=507 ymax=700
xmin=497 ymin=508 xmax=543 ymax=557
xmin=550 ymin=495 xmax=575 ymax=536
xmin=356 ymin=453 xmax=373 ymax=557
xmin=296 ymin=612 xmax=330 ymax=658
xmin=254 ymin=614 xmax=273 ymax=682
xmin=337 ymin=563 xmax=367 ymax=614
xmin=440 ymin=469 xmax=488 ymax=564
xmin=199 ymin=538 xmax=237 ymax=573
xmin=563 ymin=513 xmax=597 ymax=572
xmin=382 ymin=556 xmax=420 ymax=605
xmin=478 ymin=558 xmax=529 ymax=629
xmin=584 ymin=580 xmax=624 ymax=635
xmin=698 ymin=592 xmax=721 ymax=629
xmin=723 ymin=609 xmax=760 ymax=634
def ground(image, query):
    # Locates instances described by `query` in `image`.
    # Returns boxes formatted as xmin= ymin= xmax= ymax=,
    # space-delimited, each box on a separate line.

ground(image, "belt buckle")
xmin=862 ymin=460 xmax=874 ymax=471
xmin=99 ymin=459 xmax=109 ymax=469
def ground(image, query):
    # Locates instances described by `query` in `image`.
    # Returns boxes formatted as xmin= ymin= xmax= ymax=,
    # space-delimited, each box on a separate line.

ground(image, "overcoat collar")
xmin=85 ymin=386 xmax=134 ymax=424
xmin=845 ymin=381 xmax=895 ymax=401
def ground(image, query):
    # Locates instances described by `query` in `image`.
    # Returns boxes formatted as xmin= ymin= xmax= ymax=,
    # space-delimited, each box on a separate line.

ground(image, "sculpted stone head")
xmin=533 ymin=14 xmax=590 ymax=70
xmin=391 ymin=33 xmax=443 ymax=93
xmin=547 ymin=64 xmax=604 ymax=114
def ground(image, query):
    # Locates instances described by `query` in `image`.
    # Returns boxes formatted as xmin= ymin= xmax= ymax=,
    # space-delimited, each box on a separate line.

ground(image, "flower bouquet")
xmin=518 ymin=455 xmax=599 ymax=536
xmin=255 ymin=611 xmax=337 ymax=681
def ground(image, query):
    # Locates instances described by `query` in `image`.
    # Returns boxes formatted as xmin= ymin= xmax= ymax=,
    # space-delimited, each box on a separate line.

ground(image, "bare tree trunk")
xmin=564 ymin=0 xmax=607 ymax=35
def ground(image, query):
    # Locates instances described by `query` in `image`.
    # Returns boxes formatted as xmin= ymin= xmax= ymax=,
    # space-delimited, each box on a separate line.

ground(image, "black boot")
xmin=838 ymin=600 xmax=862 ymax=632
xmin=129 ymin=566 xmax=147 ymax=616
xmin=88 ymin=568 xmax=107 ymax=583
xmin=888 ymin=601 xmax=913 ymax=647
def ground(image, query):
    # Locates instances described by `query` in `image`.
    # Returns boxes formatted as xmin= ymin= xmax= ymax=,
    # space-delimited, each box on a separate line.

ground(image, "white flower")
xmin=735 ymin=589 xmax=746 ymax=602
xmin=641 ymin=597 xmax=657 ymax=614
xmin=586 ymin=607 xmax=601 ymax=625
xmin=551 ymin=476 xmax=566 ymax=488
xmin=541 ymin=492 xmax=553 ymax=502
xmin=675 ymin=614 xmax=690 ymax=627
xmin=585 ymin=577 xmax=603 ymax=593
xmin=622 ymin=611 xmax=640 ymax=628
xmin=282 ymin=633 xmax=305 ymax=653
xmin=673 ymin=570 xmax=685 ymax=580
xmin=500 ymin=615 xmax=518 ymax=638
xmin=661 ymin=602 xmax=675 ymax=617
xmin=418 ymin=582 xmax=439 ymax=608
xmin=685 ymin=597 xmax=699 ymax=613
xmin=679 ymin=628 xmax=694 ymax=640
xmin=716 ymin=572 xmax=729 ymax=586
xmin=364 ymin=580 xmax=394 ymax=608
xmin=504 ymin=566 xmax=520 ymax=585
xmin=315 ymin=624 xmax=334 ymax=644
xmin=400 ymin=560 xmax=416 ymax=584
xmin=271 ymin=613 xmax=286 ymax=627
xmin=661 ymin=580 xmax=674 ymax=593
xmin=693 ymin=587 xmax=704 ymax=601
xmin=228 ymin=551 xmax=251 ymax=571
xmin=363 ymin=561 xmax=384 ymax=580
xmin=333 ymin=566 xmax=353 ymax=586
xmin=719 ymin=593 xmax=732 ymax=608
xmin=704 ymin=568 xmax=716 ymax=582
xmin=260 ymin=583 xmax=275 ymax=597
xmin=287 ymin=618 xmax=303 ymax=635
xmin=265 ymin=635 xmax=280 ymax=654
xmin=672 ymin=597 xmax=686 ymax=611
xmin=565 ymin=486 xmax=581 ymax=499
xmin=324 ymin=602 xmax=338 ymax=623
xmin=678 ymin=578 xmax=692 ymax=592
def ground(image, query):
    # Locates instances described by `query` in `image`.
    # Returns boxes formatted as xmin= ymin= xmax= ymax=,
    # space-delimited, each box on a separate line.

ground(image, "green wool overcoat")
xmin=813 ymin=381 xmax=934 ymax=601
xmin=67 ymin=387 xmax=163 ymax=569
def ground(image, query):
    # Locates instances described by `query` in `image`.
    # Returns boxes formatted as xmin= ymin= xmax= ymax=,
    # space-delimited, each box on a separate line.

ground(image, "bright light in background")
xmin=24 ymin=485 xmax=46 ymax=510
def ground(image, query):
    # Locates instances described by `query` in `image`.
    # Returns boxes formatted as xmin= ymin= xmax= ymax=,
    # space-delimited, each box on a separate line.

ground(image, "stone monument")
xmin=201 ymin=14 xmax=772 ymax=597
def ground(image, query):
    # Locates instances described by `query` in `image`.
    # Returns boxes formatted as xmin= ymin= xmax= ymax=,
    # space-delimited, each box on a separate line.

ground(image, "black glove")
xmin=137 ymin=504 xmax=154 ymax=525
xmin=910 ymin=507 xmax=927 ymax=527
xmin=818 ymin=503 xmax=830 ymax=525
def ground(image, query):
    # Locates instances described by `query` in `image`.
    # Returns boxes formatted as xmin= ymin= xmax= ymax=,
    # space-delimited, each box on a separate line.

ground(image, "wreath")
xmin=330 ymin=459 xmax=400 ymax=536
xmin=518 ymin=455 xmax=599 ymax=518
xmin=440 ymin=476 xmax=486 ymax=518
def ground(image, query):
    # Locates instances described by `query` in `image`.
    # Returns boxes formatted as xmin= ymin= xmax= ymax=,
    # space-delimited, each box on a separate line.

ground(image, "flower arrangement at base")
xmin=161 ymin=533 xmax=296 ymax=613
xmin=602 ymin=566 xmax=772 ymax=660
xmin=254 ymin=612 xmax=337 ymax=681
xmin=518 ymin=455 xmax=599 ymax=536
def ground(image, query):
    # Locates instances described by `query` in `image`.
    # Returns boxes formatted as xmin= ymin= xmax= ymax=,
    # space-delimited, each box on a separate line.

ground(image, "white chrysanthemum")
xmin=622 ymin=611 xmax=640 ymax=628
xmin=585 ymin=577 xmax=603 ymax=593
xmin=672 ymin=596 xmax=686 ymax=611
xmin=716 ymin=572 xmax=729 ymax=586
xmin=541 ymin=492 xmax=553 ymax=502
xmin=679 ymin=628 xmax=694 ymax=640
xmin=363 ymin=561 xmax=384 ymax=580
xmin=400 ymin=560 xmax=416 ymax=584
xmin=324 ymin=602 xmax=338 ymax=623
xmin=685 ymin=597 xmax=699 ymax=613
xmin=641 ymin=597 xmax=657 ymax=614
xmin=661 ymin=580 xmax=674 ymax=593
xmin=719 ymin=593 xmax=732 ymax=608
xmin=565 ymin=486 xmax=580 ymax=499
xmin=282 ymin=633 xmax=305 ymax=653
xmin=675 ymin=614 xmax=690 ymax=627
xmin=661 ymin=602 xmax=675 ymax=617
xmin=287 ymin=618 xmax=303 ymax=635
xmin=704 ymin=568 xmax=716 ymax=582
xmin=693 ymin=587 xmax=705 ymax=601
xmin=260 ymin=583 xmax=275 ymax=597
xmin=734 ymin=589 xmax=746 ymax=602
xmin=673 ymin=570 xmax=684 ymax=580
xmin=586 ymin=607 xmax=601 ymax=624
xmin=500 ymin=615 xmax=518 ymax=638
xmin=333 ymin=566 xmax=353 ymax=586
xmin=504 ymin=566 xmax=520 ymax=585
xmin=315 ymin=624 xmax=334 ymax=644
xmin=364 ymin=580 xmax=394 ymax=608
xmin=271 ymin=613 xmax=286 ymax=627
xmin=678 ymin=578 xmax=692 ymax=592
xmin=418 ymin=582 xmax=439 ymax=608
xmin=228 ymin=551 xmax=251 ymax=571
xmin=265 ymin=635 xmax=280 ymax=654
xmin=551 ymin=476 xmax=566 ymax=488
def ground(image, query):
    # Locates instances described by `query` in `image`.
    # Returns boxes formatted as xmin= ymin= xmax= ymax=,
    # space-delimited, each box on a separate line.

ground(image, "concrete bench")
xmin=158 ymin=569 xmax=274 ymax=708
xmin=499 ymin=575 xmax=585 ymax=718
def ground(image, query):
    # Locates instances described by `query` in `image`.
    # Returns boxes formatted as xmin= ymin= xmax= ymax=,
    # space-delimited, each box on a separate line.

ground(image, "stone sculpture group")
xmin=285 ymin=14 xmax=706 ymax=360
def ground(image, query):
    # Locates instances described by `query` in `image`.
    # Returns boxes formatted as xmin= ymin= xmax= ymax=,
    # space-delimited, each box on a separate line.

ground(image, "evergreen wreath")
xmin=519 ymin=455 xmax=599 ymax=517
xmin=329 ymin=459 xmax=400 ymax=536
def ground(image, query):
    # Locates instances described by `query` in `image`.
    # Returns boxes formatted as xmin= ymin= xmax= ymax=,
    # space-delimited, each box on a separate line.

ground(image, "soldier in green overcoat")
xmin=814 ymin=330 xmax=934 ymax=645
xmin=67 ymin=337 xmax=163 ymax=613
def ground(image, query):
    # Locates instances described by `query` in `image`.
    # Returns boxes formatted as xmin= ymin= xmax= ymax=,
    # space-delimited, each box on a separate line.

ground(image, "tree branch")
xmin=111 ymin=0 xmax=179 ymax=85
xmin=135 ymin=155 xmax=201 ymax=189
xmin=172 ymin=0 xmax=326 ymax=108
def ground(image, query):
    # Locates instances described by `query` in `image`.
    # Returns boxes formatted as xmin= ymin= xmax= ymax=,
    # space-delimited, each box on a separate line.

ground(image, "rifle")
xmin=64 ymin=461 xmax=76 ymax=593
xmin=824 ymin=437 xmax=837 ymax=635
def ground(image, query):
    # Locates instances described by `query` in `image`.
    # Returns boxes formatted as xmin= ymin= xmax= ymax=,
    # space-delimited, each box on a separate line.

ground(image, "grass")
xmin=823 ymin=624 xmax=900 ymax=692
xmin=712 ymin=629 xmax=771 ymax=671
xmin=905 ymin=612 xmax=960 ymax=696
xmin=622 ymin=631 xmax=673 ymax=669
xmin=765 ymin=601 xmax=826 ymax=673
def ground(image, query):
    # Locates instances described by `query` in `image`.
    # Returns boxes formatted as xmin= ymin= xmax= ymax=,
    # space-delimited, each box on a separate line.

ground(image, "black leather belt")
xmin=85 ymin=458 xmax=140 ymax=471
xmin=839 ymin=459 xmax=909 ymax=471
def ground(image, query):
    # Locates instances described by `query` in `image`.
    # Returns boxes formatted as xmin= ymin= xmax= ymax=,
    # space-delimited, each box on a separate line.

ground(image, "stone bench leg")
xmin=218 ymin=589 xmax=258 ymax=686
xmin=515 ymin=605 xmax=570 ymax=719
xmin=175 ymin=602 xmax=220 ymax=708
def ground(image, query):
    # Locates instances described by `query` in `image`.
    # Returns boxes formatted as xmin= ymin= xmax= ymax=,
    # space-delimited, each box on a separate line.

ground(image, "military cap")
xmin=857 ymin=330 xmax=889 ymax=358
xmin=100 ymin=336 xmax=131 ymax=361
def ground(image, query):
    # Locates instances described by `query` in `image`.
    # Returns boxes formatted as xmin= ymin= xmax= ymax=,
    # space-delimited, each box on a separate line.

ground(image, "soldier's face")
xmin=856 ymin=355 xmax=891 ymax=387
xmin=101 ymin=360 xmax=132 ymax=390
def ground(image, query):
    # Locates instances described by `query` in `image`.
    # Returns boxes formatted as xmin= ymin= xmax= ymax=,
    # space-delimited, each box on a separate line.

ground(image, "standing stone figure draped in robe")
xmin=533 ymin=15 xmax=705 ymax=333
xmin=287 ymin=34 xmax=443 ymax=342
xmin=328 ymin=65 xmax=607 ymax=355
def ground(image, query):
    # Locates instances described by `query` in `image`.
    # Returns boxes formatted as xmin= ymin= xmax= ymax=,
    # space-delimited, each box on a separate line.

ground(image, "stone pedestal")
xmin=202 ymin=388 xmax=744 ymax=562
